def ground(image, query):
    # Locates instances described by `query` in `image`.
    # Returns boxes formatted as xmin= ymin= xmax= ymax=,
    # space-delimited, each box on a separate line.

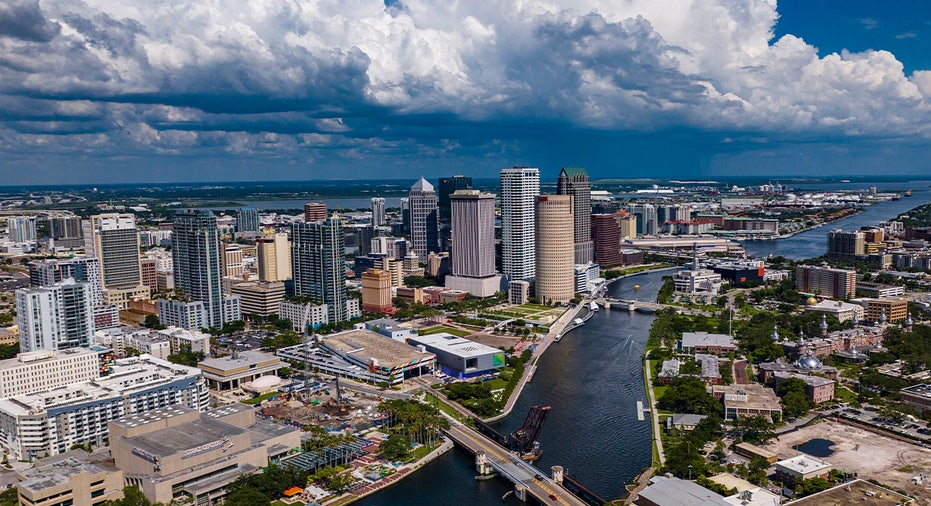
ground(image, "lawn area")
xmin=425 ymin=392 xmax=470 ymax=423
xmin=420 ymin=325 xmax=471 ymax=337
xmin=406 ymin=443 xmax=438 ymax=462
xmin=834 ymin=386 xmax=858 ymax=403
xmin=652 ymin=384 xmax=668 ymax=402
xmin=241 ymin=391 xmax=279 ymax=405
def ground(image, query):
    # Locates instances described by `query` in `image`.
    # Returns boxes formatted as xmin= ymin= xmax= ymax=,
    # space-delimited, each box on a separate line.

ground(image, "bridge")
xmin=443 ymin=418 xmax=592 ymax=505
xmin=593 ymin=298 xmax=711 ymax=316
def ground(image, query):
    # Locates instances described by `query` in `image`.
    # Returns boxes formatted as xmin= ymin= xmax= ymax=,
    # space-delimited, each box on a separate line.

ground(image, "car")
xmin=535 ymin=474 xmax=544 ymax=480
xmin=549 ymin=494 xmax=558 ymax=501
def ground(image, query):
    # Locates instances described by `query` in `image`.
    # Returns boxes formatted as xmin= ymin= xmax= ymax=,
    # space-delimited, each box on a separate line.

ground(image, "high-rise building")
xmin=236 ymin=208 xmax=260 ymax=232
xmin=16 ymin=279 xmax=96 ymax=352
xmin=827 ymin=229 xmax=866 ymax=257
xmin=615 ymin=211 xmax=638 ymax=240
xmin=140 ymin=258 xmax=158 ymax=291
xmin=438 ymin=175 xmax=472 ymax=250
xmin=172 ymin=210 xmax=226 ymax=328
xmin=221 ymin=243 xmax=244 ymax=278
xmin=408 ymin=177 xmax=439 ymax=260
xmin=48 ymin=216 xmax=83 ymax=241
xmin=304 ymin=202 xmax=327 ymax=223
xmin=6 ymin=216 xmax=37 ymax=243
xmin=84 ymin=214 xmax=142 ymax=288
xmin=361 ymin=269 xmax=393 ymax=313
xmin=291 ymin=216 xmax=348 ymax=323
xmin=256 ymin=233 xmax=291 ymax=282
xmin=400 ymin=197 xmax=410 ymax=234
xmin=371 ymin=197 xmax=386 ymax=227
xmin=500 ymin=167 xmax=540 ymax=283
xmin=628 ymin=204 xmax=658 ymax=236
xmin=591 ymin=214 xmax=622 ymax=267
xmin=445 ymin=190 xmax=501 ymax=297
xmin=795 ymin=265 xmax=856 ymax=299
xmin=535 ymin=195 xmax=575 ymax=304
xmin=557 ymin=167 xmax=593 ymax=264
xmin=29 ymin=257 xmax=103 ymax=306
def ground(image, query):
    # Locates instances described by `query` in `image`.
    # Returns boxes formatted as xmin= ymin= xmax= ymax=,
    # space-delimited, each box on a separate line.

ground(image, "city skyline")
xmin=1 ymin=1 xmax=931 ymax=184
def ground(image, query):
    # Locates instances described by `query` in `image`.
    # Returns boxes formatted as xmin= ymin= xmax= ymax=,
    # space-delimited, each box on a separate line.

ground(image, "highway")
xmin=444 ymin=419 xmax=589 ymax=506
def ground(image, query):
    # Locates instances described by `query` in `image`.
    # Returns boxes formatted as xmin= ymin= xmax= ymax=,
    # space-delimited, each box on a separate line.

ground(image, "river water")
xmin=357 ymin=271 xmax=665 ymax=505
xmin=741 ymin=182 xmax=931 ymax=260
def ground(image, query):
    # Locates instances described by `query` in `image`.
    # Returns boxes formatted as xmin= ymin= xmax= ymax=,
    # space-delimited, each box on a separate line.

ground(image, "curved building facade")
xmin=535 ymin=195 xmax=574 ymax=304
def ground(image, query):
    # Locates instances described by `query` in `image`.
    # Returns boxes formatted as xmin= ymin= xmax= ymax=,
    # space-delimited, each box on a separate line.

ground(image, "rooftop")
xmin=198 ymin=350 xmax=281 ymax=372
xmin=128 ymin=417 xmax=246 ymax=456
xmin=901 ymin=383 xmax=931 ymax=399
xmin=18 ymin=450 xmax=118 ymax=493
xmin=322 ymin=329 xmax=434 ymax=369
xmin=637 ymin=476 xmax=730 ymax=506
xmin=784 ymin=479 xmax=914 ymax=505
xmin=407 ymin=333 xmax=502 ymax=359
xmin=775 ymin=454 xmax=832 ymax=475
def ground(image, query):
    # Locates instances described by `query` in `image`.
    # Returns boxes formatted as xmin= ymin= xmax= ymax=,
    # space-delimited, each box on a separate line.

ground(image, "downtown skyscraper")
xmin=500 ymin=167 xmax=540 ymax=283
xmin=84 ymin=214 xmax=142 ymax=289
xmin=408 ymin=177 xmax=439 ymax=260
xmin=535 ymin=195 xmax=574 ymax=304
xmin=172 ymin=210 xmax=225 ymax=328
xmin=291 ymin=216 xmax=348 ymax=323
xmin=437 ymin=175 xmax=472 ymax=250
xmin=236 ymin=207 xmax=260 ymax=232
xmin=445 ymin=190 xmax=500 ymax=297
xmin=16 ymin=279 xmax=96 ymax=352
xmin=370 ymin=197 xmax=386 ymax=227
xmin=556 ymin=167 xmax=593 ymax=264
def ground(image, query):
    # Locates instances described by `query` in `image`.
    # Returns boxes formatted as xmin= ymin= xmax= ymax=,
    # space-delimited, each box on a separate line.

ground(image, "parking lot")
xmin=821 ymin=404 xmax=931 ymax=442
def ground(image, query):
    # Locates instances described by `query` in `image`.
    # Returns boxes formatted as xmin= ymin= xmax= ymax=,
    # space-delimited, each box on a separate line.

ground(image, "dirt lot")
xmin=762 ymin=420 xmax=931 ymax=504
xmin=465 ymin=332 xmax=522 ymax=350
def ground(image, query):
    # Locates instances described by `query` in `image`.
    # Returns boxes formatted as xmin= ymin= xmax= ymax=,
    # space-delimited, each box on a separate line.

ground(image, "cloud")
xmin=895 ymin=31 xmax=917 ymax=39
xmin=859 ymin=17 xmax=879 ymax=31
xmin=0 ymin=0 xmax=929 ymax=181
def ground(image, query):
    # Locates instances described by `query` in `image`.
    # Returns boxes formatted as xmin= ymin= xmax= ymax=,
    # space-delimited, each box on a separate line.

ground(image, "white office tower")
xmin=83 ymin=214 xmax=142 ymax=288
xmin=500 ymin=167 xmax=540 ymax=283
xmin=15 ymin=279 xmax=96 ymax=352
xmin=371 ymin=197 xmax=386 ymax=227
xmin=408 ymin=177 xmax=439 ymax=261
xmin=445 ymin=190 xmax=501 ymax=297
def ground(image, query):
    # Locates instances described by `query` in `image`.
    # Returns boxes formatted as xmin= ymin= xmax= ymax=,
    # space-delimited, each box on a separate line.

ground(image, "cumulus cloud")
xmin=0 ymin=0 xmax=929 ymax=177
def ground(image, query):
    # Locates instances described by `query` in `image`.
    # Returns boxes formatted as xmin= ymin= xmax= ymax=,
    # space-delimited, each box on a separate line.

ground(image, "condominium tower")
xmin=291 ymin=216 xmax=348 ymax=323
xmin=236 ymin=208 xmax=260 ymax=232
xmin=371 ymin=197 xmax=386 ymax=227
xmin=556 ymin=167 xmax=593 ymax=264
xmin=172 ymin=211 xmax=225 ymax=328
xmin=500 ymin=167 xmax=540 ymax=283
xmin=256 ymin=233 xmax=292 ymax=282
xmin=535 ymin=195 xmax=575 ymax=304
xmin=408 ymin=177 xmax=439 ymax=260
xmin=16 ymin=279 xmax=96 ymax=352
xmin=84 ymin=214 xmax=142 ymax=288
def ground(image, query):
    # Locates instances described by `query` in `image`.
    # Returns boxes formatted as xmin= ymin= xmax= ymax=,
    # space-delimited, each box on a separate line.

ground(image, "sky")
xmin=1 ymin=0 xmax=931 ymax=185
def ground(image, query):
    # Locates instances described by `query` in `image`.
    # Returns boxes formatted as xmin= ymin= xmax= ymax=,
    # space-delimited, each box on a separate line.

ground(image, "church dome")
xmin=796 ymin=352 xmax=823 ymax=370
xmin=806 ymin=297 xmax=818 ymax=306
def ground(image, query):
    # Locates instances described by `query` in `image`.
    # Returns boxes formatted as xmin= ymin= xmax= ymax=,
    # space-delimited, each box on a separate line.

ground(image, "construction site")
xmin=256 ymin=375 xmax=389 ymax=432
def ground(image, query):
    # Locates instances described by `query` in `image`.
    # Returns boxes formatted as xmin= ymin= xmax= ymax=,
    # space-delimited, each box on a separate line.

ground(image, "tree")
xmin=327 ymin=472 xmax=358 ymax=494
xmin=380 ymin=434 xmax=411 ymax=460
xmin=142 ymin=314 xmax=165 ymax=330
xmin=103 ymin=486 xmax=152 ymax=506
xmin=734 ymin=415 xmax=775 ymax=444
xmin=776 ymin=377 xmax=812 ymax=419
xmin=224 ymin=488 xmax=270 ymax=506
xmin=0 ymin=487 xmax=19 ymax=506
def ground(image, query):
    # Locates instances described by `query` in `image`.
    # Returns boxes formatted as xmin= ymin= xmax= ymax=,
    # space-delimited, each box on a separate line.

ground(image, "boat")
xmin=588 ymin=301 xmax=599 ymax=312
xmin=905 ymin=189 xmax=913 ymax=197
xmin=573 ymin=318 xmax=584 ymax=325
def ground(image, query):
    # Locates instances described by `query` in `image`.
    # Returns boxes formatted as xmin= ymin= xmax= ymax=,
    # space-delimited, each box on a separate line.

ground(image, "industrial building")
xmin=407 ymin=333 xmax=506 ymax=379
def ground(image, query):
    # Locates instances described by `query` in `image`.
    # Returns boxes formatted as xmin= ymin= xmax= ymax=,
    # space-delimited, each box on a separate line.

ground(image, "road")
xmin=444 ymin=419 xmax=588 ymax=506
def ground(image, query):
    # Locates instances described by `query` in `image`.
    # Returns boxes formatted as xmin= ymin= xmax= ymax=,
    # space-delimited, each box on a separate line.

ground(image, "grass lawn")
xmin=483 ymin=378 xmax=507 ymax=390
xmin=519 ymin=303 xmax=551 ymax=311
xmin=652 ymin=384 xmax=668 ymax=402
xmin=420 ymin=325 xmax=471 ymax=337
xmin=834 ymin=386 xmax=858 ymax=403
xmin=425 ymin=392 xmax=470 ymax=423
xmin=241 ymin=391 xmax=279 ymax=405
xmin=406 ymin=443 xmax=437 ymax=462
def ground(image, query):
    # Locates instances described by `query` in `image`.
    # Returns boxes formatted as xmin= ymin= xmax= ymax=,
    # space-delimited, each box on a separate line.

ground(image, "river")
xmin=740 ymin=181 xmax=931 ymax=260
xmin=200 ymin=197 xmax=404 ymax=212
xmin=357 ymin=270 xmax=666 ymax=505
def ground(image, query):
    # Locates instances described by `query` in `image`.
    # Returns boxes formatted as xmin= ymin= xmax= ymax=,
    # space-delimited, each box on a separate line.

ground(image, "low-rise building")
xmin=664 ymin=413 xmax=707 ymax=432
xmin=856 ymin=282 xmax=905 ymax=298
xmin=16 ymin=450 xmax=124 ymax=506
xmin=864 ymin=297 xmax=908 ymax=323
xmin=900 ymin=383 xmax=931 ymax=414
xmin=157 ymin=298 xmax=207 ymax=330
xmin=396 ymin=286 xmax=425 ymax=305
xmin=803 ymin=299 xmax=864 ymax=323
xmin=679 ymin=332 xmax=737 ymax=355
xmin=407 ymin=333 xmax=506 ymax=379
xmin=733 ymin=442 xmax=778 ymax=464
xmin=110 ymin=404 xmax=300 ymax=505
xmin=636 ymin=475 xmax=730 ymax=506
xmin=774 ymin=454 xmax=832 ymax=486
xmin=509 ymin=280 xmax=530 ymax=305
xmin=712 ymin=384 xmax=782 ymax=422
xmin=230 ymin=281 xmax=286 ymax=317
xmin=197 ymin=351 xmax=285 ymax=391
xmin=363 ymin=318 xmax=416 ymax=342
xmin=784 ymin=479 xmax=913 ymax=505
xmin=770 ymin=371 xmax=835 ymax=404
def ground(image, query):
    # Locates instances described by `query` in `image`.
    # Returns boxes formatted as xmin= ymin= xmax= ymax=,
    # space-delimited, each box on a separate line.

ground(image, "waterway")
xmin=200 ymin=197 xmax=404 ymax=212
xmin=741 ymin=181 xmax=931 ymax=260
xmin=357 ymin=270 xmax=666 ymax=505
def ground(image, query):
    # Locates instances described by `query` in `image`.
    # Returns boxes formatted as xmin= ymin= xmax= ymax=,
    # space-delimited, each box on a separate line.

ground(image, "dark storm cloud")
xmin=0 ymin=0 xmax=60 ymax=42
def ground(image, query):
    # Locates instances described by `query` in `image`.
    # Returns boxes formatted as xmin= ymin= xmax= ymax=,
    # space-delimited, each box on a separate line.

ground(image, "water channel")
xmin=358 ymin=271 xmax=666 ymax=505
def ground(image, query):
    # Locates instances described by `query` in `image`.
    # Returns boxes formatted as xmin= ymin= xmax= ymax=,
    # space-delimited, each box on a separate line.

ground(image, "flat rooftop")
xmin=323 ymin=329 xmax=434 ymax=369
xmin=681 ymin=331 xmax=735 ymax=348
xmin=785 ymin=479 xmax=914 ymax=505
xmin=408 ymin=333 xmax=502 ymax=359
xmin=901 ymin=383 xmax=931 ymax=399
xmin=638 ymin=476 xmax=730 ymax=506
xmin=127 ymin=417 xmax=246 ymax=456
xmin=198 ymin=350 xmax=281 ymax=372
xmin=776 ymin=454 xmax=832 ymax=475
xmin=18 ymin=450 xmax=117 ymax=493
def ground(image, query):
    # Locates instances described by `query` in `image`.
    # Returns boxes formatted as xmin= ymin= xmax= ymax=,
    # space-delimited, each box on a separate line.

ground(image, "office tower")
xmin=371 ymin=197 xmax=386 ymax=227
xmin=84 ymin=214 xmax=142 ymax=288
xmin=400 ymin=197 xmax=410 ymax=234
xmin=16 ymin=279 xmax=96 ymax=352
xmin=29 ymin=257 xmax=103 ymax=306
xmin=361 ymin=269 xmax=393 ymax=313
xmin=6 ymin=216 xmax=37 ymax=243
xmin=615 ymin=211 xmax=638 ymax=240
xmin=445 ymin=190 xmax=501 ymax=297
xmin=304 ymin=202 xmax=327 ymax=222
xmin=628 ymin=203 xmax=658 ymax=236
xmin=48 ymin=216 xmax=83 ymax=246
xmin=256 ymin=232 xmax=291 ymax=282
xmin=500 ymin=167 xmax=540 ymax=282
xmin=291 ymin=216 xmax=348 ymax=323
xmin=438 ymin=175 xmax=472 ymax=250
xmin=140 ymin=258 xmax=158 ymax=290
xmin=556 ymin=167 xmax=593 ymax=264
xmin=591 ymin=214 xmax=621 ymax=267
xmin=236 ymin=208 xmax=259 ymax=232
xmin=221 ymin=243 xmax=244 ymax=278
xmin=795 ymin=265 xmax=856 ymax=299
xmin=172 ymin=210 xmax=225 ymax=328
xmin=408 ymin=177 xmax=439 ymax=260
xmin=535 ymin=195 xmax=574 ymax=304
xmin=375 ymin=256 xmax=403 ymax=288
xmin=827 ymin=229 xmax=866 ymax=257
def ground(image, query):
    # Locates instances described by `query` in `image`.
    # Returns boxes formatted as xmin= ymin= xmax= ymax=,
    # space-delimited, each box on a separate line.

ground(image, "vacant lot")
xmin=762 ymin=421 xmax=931 ymax=504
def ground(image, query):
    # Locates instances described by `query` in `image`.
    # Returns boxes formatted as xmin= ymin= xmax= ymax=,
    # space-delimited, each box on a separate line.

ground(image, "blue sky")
xmin=1 ymin=0 xmax=930 ymax=184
